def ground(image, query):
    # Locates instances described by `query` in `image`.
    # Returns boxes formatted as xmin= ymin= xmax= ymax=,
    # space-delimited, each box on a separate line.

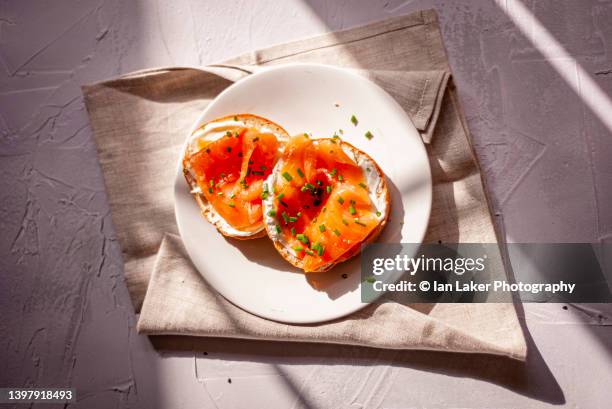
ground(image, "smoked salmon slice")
xmin=268 ymin=134 xmax=384 ymax=272
xmin=186 ymin=126 xmax=280 ymax=233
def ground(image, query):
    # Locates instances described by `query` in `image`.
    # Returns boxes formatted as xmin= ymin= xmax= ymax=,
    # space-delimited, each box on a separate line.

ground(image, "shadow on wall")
xmin=152 ymin=331 xmax=565 ymax=406
xmin=0 ymin=1 xmax=168 ymax=408
xmin=488 ymin=0 xmax=612 ymax=363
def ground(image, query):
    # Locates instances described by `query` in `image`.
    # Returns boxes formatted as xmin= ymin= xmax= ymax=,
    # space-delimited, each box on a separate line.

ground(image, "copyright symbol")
xmin=419 ymin=281 xmax=430 ymax=291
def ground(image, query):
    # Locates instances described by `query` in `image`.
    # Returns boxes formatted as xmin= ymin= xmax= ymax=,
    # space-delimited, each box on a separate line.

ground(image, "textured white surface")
xmin=0 ymin=1 xmax=611 ymax=408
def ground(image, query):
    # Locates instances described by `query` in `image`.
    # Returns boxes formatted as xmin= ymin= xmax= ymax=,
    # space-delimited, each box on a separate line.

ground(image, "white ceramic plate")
xmin=174 ymin=63 xmax=431 ymax=324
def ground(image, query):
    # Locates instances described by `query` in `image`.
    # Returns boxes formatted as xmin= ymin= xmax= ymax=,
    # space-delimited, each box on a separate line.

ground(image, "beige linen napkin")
xmin=83 ymin=9 xmax=527 ymax=360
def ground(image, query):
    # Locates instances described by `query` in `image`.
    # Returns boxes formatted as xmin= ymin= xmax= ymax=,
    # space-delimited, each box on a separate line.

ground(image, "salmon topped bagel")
xmin=182 ymin=114 xmax=289 ymax=239
xmin=262 ymin=134 xmax=390 ymax=272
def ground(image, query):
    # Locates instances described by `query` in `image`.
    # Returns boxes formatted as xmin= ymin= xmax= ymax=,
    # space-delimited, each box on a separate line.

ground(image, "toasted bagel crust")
xmin=263 ymin=139 xmax=390 ymax=272
xmin=182 ymin=114 xmax=289 ymax=240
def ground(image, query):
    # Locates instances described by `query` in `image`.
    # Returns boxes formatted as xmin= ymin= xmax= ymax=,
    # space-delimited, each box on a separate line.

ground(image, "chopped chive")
xmin=282 ymin=212 xmax=290 ymax=224
xmin=349 ymin=205 xmax=356 ymax=215
xmin=333 ymin=133 xmax=339 ymax=139
xmin=339 ymin=129 xmax=344 ymax=134
xmin=365 ymin=131 xmax=374 ymax=140
xmin=337 ymin=174 xmax=344 ymax=182
xmin=366 ymin=276 xmax=376 ymax=283
xmin=305 ymin=183 xmax=315 ymax=190
xmin=209 ymin=180 xmax=214 ymax=187
xmin=330 ymin=168 xmax=337 ymax=177
xmin=342 ymin=218 xmax=349 ymax=226
xmin=312 ymin=242 xmax=325 ymax=256
xmin=226 ymin=146 xmax=232 ymax=152
xmin=277 ymin=193 xmax=285 ymax=200
xmin=316 ymin=180 xmax=322 ymax=186
xmin=354 ymin=218 xmax=367 ymax=226
xmin=208 ymin=187 xmax=214 ymax=194
xmin=252 ymin=171 xmax=264 ymax=176
xmin=366 ymin=167 xmax=371 ymax=172
xmin=351 ymin=115 xmax=358 ymax=126
xmin=293 ymin=246 xmax=304 ymax=252
xmin=300 ymin=186 xmax=309 ymax=193
xmin=226 ymin=131 xmax=232 ymax=137
xmin=217 ymin=192 xmax=223 ymax=196
xmin=234 ymin=131 xmax=239 ymax=138
xmin=275 ymin=225 xmax=281 ymax=234
xmin=268 ymin=210 xmax=277 ymax=217
xmin=326 ymin=185 xmax=331 ymax=194
xmin=333 ymin=228 xmax=341 ymax=236
xmin=296 ymin=212 xmax=302 ymax=217
xmin=319 ymin=224 xmax=326 ymax=232
xmin=305 ymin=249 xmax=315 ymax=256
xmin=260 ymin=165 xmax=267 ymax=170
xmin=230 ymin=193 xmax=236 ymax=199
xmin=297 ymin=168 xmax=305 ymax=178
xmin=228 ymin=202 xmax=236 ymax=208
xmin=303 ymin=133 xmax=309 ymax=138
xmin=296 ymin=234 xmax=309 ymax=244
xmin=338 ymin=197 xmax=345 ymax=205
xmin=376 ymin=211 xmax=382 ymax=217
xmin=359 ymin=182 xmax=368 ymax=190
xmin=263 ymin=183 xmax=269 ymax=192
xmin=282 ymin=172 xmax=293 ymax=181
xmin=291 ymin=227 xmax=296 ymax=236
xmin=261 ymin=191 xmax=269 ymax=200
xmin=289 ymin=216 xmax=298 ymax=223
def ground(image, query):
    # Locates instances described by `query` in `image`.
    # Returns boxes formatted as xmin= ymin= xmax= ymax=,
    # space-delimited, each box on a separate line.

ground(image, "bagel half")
xmin=182 ymin=114 xmax=289 ymax=239
xmin=262 ymin=135 xmax=390 ymax=272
